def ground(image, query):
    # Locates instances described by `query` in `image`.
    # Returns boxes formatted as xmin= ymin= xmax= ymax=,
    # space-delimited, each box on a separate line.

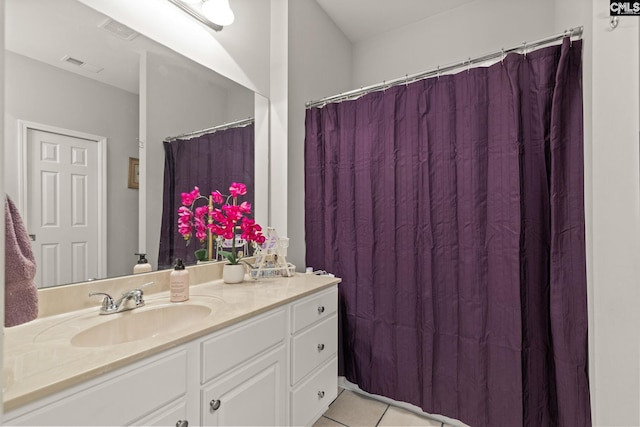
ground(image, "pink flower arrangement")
xmin=178 ymin=182 xmax=265 ymax=265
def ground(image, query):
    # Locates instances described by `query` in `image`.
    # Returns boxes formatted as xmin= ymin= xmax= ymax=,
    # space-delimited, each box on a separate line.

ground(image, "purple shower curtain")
xmin=304 ymin=39 xmax=589 ymax=427
xmin=158 ymin=124 xmax=254 ymax=269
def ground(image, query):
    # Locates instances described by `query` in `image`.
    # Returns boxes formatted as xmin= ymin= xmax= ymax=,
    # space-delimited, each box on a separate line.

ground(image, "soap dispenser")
xmin=170 ymin=258 xmax=189 ymax=302
xmin=133 ymin=253 xmax=152 ymax=274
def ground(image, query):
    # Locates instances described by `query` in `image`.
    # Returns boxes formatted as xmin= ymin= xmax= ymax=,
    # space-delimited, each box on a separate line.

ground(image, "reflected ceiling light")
xmin=201 ymin=0 xmax=235 ymax=26
xmin=167 ymin=0 xmax=235 ymax=32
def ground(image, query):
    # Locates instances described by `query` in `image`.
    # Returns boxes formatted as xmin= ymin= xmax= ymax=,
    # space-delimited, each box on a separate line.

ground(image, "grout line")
xmin=323 ymin=415 xmax=349 ymax=427
xmin=374 ymin=404 xmax=391 ymax=427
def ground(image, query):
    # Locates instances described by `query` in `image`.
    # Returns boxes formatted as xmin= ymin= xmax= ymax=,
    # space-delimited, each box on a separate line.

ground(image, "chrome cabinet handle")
xmin=317 ymin=306 xmax=325 ymax=314
xmin=318 ymin=391 xmax=325 ymax=399
xmin=317 ymin=343 xmax=325 ymax=352
xmin=210 ymin=399 xmax=221 ymax=411
xmin=176 ymin=421 xmax=188 ymax=427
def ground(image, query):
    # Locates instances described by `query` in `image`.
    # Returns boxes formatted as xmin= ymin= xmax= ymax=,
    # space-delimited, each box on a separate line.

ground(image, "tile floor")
xmin=314 ymin=388 xmax=458 ymax=427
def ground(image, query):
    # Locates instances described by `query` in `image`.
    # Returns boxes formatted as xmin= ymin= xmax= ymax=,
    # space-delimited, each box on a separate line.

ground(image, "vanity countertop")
xmin=3 ymin=273 xmax=340 ymax=412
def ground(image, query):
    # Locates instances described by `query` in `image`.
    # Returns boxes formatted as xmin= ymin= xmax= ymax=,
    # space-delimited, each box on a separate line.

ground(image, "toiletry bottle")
xmin=170 ymin=258 xmax=189 ymax=302
xmin=133 ymin=253 xmax=152 ymax=274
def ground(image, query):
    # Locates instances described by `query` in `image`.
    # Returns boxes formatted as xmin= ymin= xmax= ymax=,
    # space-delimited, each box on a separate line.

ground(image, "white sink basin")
xmin=70 ymin=303 xmax=212 ymax=347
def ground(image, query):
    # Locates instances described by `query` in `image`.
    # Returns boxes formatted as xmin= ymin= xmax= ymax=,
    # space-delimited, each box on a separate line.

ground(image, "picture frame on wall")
xmin=128 ymin=157 xmax=139 ymax=189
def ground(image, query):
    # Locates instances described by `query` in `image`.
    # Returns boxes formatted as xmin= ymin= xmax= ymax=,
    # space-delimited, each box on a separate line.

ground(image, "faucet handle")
xmin=129 ymin=282 xmax=153 ymax=303
xmin=89 ymin=292 xmax=117 ymax=313
xmin=127 ymin=288 xmax=145 ymax=306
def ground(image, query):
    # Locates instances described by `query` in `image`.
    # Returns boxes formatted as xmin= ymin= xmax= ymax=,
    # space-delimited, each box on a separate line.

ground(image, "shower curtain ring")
xmin=501 ymin=48 xmax=505 ymax=63
xmin=437 ymin=66 xmax=440 ymax=79
xmin=523 ymin=41 xmax=527 ymax=57
xmin=569 ymin=28 xmax=574 ymax=45
xmin=405 ymin=74 xmax=409 ymax=86
xmin=467 ymin=58 xmax=471 ymax=73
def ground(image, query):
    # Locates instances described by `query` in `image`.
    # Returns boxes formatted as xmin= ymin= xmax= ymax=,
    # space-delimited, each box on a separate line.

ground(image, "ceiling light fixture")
xmin=167 ymin=0 xmax=235 ymax=32
xmin=201 ymin=0 xmax=235 ymax=26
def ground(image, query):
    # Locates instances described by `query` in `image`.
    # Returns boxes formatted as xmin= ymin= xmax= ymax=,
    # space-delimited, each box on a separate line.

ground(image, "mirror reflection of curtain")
xmin=158 ymin=124 xmax=254 ymax=269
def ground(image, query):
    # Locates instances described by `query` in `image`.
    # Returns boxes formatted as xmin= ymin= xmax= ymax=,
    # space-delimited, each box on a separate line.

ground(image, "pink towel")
xmin=5 ymin=196 xmax=38 ymax=327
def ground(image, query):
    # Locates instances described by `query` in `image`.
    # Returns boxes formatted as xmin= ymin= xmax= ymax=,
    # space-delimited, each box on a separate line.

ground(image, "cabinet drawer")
xmin=291 ymin=357 xmax=338 ymax=427
xmin=201 ymin=308 xmax=286 ymax=384
xmin=6 ymin=349 xmax=188 ymax=426
xmin=291 ymin=286 xmax=337 ymax=334
xmin=291 ymin=314 xmax=337 ymax=385
xmin=131 ymin=399 xmax=187 ymax=427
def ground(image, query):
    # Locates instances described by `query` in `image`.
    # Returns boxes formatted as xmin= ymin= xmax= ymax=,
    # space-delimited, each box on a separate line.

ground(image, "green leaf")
xmin=218 ymin=250 xmax=239 ymax=265
xmin=240 ymin=259 xmax=254 ymax=269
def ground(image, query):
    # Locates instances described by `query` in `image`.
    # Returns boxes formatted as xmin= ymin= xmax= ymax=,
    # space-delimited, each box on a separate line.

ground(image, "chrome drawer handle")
xmin=317 ymin=343 xmax=325 ymax=352
xmin=210 ymin=399 xmax=221 ymax=411
xmin=318 ymin=391 xmax=325 ymax=399
xmin=176 ymin=421 xmax=188 ymax=427
xmin=317 ymin=306 xmax=325 ymax=314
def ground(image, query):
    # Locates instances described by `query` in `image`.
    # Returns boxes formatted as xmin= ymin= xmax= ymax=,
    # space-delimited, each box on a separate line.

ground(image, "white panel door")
xmin=27 ymin=128 xmax=100 ymax=287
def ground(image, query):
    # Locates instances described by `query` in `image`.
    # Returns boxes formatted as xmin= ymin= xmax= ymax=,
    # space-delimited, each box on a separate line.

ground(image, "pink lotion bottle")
xmin=170 ymin=258 xmax=189 ymax=302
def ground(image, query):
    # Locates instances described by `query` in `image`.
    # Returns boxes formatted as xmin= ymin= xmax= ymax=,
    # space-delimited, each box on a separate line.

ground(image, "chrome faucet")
xmin=89 ymin=283 xmax=151 ymax=315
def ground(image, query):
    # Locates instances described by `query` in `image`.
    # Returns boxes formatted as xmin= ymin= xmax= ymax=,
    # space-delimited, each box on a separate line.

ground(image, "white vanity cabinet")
xmin=3 ymin=283 xmax=339 ymax=427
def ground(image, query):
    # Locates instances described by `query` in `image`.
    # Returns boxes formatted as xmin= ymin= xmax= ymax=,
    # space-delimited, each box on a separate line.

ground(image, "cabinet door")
xmin=202 ymin=346 xmax=286 ymax=426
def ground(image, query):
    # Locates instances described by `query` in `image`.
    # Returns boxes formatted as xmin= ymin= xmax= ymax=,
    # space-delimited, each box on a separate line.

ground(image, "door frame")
xmin=17 ymin=120 xmax=108 ymax=280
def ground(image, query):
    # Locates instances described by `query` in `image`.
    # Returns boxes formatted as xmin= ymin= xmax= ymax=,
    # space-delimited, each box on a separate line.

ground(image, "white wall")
xmin=589 ymin=2 xmax=639 ymax=425
xmin=352 ymin=0 xmax=556 ymax=87
xmin=270 ymin=0 xmax=289 ymax=236
xmin=4 ymin=51 xmax=139 ymax=279
xmin=286 ymin=0 xmax=352 ymax=271
xmin=144 ymin=51 xmax=253 ymax=269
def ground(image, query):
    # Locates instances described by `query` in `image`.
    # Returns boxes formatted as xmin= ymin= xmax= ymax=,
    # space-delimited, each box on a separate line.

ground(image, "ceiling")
xmin=315 ymin=0 xmax=478 ymax=43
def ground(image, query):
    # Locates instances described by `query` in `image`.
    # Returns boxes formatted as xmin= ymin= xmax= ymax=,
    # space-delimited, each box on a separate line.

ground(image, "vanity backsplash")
xmin=36 ymin=260 xmax=231 ymax=318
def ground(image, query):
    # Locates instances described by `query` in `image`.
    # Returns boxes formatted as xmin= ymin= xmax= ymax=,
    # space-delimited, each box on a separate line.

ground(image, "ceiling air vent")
xmin=60 ymin=55 xmax=104 ymax=74
xmin=63 ymin=56 xmax=84 ymax=67
xmin=99 ymin=18 xmax=139 ymax=41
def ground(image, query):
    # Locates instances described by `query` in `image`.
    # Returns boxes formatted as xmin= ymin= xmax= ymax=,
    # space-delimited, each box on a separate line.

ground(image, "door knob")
xmin=175 ymin=421 xmax=188 ymax=427
xmin=318 ymin=391 xmax=325 ymax=399
xmin=210 ymin=399 xmax=221 ymax=411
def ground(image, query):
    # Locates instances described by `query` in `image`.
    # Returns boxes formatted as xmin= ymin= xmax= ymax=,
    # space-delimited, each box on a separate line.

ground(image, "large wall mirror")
xmin=4 ymin=0 xmax=266 ymax=288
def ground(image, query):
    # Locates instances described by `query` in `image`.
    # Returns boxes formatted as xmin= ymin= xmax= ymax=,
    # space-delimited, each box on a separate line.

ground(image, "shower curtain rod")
xmin=306 ymin=26 xmax=583 ymax=109
xmin=164 ymin=117 xmax=254 ymax=142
